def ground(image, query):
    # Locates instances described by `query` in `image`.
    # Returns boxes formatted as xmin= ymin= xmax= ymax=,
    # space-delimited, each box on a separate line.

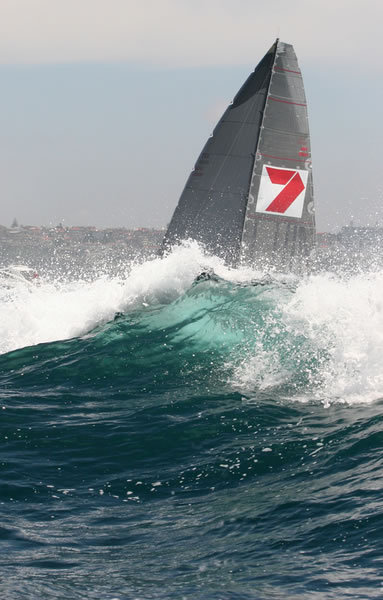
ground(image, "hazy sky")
xmin=1 ymin=0 xmax=382 ymax=231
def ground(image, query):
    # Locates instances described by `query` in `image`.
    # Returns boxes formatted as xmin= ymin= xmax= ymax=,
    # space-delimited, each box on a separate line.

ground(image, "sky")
xmin=1 ymin=0 xmax=383 ymax=232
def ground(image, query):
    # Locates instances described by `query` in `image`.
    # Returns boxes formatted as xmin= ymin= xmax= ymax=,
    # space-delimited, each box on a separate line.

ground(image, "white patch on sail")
xmin=255 ymin=165 xmax=308 ymax=218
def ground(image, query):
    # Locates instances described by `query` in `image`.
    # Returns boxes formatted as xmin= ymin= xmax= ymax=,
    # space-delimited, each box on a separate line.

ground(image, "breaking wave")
xmin=1 ymin=244 xmax=383 ymax=407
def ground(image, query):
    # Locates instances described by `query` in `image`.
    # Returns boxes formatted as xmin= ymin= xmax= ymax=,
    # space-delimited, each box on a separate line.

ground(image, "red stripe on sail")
xmin=260 ymin=153 xmax=307 ymax=163
xmin=269 ymin=97 xmax=306 ymax=107
xmin=266 ymin=167 xmax=295 ymax=185
xmin=274 ymin=66 xmax=301 ymax=75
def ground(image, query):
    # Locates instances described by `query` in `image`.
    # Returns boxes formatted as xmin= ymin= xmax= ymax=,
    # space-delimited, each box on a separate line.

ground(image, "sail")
xmin=240 ymin=41 xmax=315 ymax=270
xmin=162 ymin=40 xmax=316 ymax=270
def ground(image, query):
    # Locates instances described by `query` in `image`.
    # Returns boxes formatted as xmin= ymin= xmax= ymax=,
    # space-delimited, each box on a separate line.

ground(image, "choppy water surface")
xmin=1 ymin=244 xmax=383 ymax=599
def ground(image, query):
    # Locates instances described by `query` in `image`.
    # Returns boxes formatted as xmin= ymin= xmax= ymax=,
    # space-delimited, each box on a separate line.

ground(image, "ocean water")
xmin=1 ymin=244 xmax=383 ymax=599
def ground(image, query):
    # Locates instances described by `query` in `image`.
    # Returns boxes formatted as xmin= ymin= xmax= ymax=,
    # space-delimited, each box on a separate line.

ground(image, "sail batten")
xmin=162 ymin=40 xmax=316 ymax=271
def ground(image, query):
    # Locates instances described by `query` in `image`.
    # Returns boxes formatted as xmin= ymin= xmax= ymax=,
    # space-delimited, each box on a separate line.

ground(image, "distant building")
xmin=337 ymin=225 xmax=383 ymax=250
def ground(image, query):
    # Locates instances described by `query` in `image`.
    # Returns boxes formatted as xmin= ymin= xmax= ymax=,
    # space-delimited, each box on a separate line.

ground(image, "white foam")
xmin=0 ymin=242 xmax=230 ymax=354
xmin=0 ymin=275 xmax=125 ymax=354
xmin=232 ymin=342 xmax=291 ymax=391
xmin=232 ymin=269 xmax=383 ymax=405
xmin=285 ymin=270 xmax=383 ymax=405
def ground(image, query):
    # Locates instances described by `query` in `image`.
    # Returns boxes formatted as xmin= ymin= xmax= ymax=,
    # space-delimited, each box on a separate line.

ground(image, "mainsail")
xmin=162 ymin=40 xmax=316 ymax=270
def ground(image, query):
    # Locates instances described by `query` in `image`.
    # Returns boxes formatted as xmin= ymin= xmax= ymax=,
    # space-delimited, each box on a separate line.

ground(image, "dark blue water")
xmin=1 ymin=249 xmax=383 ymax=599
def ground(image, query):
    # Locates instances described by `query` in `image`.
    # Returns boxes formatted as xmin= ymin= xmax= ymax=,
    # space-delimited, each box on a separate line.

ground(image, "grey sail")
xmin=162 ymin=40 xmax=316 ymax=270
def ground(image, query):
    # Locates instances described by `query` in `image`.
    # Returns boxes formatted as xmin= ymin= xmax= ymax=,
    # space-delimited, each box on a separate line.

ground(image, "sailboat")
xmin=162 ymin=39 xmax=316 ymax=271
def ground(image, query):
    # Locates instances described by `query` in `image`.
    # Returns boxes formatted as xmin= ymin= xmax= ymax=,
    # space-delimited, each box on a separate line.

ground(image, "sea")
xmin=1 ymin=242 xmax=383 ymax=599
